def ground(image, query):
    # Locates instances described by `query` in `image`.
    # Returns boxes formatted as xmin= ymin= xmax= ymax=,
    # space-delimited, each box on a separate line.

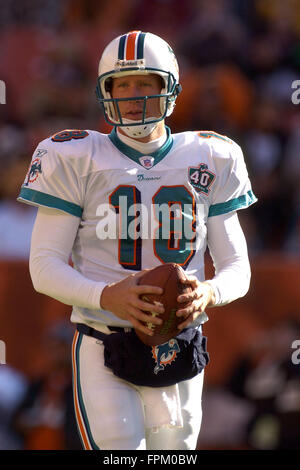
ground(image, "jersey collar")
xmin=108 ymin=126 xmax=173 ymax=169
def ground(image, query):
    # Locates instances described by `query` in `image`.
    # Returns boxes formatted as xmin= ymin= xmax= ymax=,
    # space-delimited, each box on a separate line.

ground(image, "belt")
xmin=76 ymin=323 xmax=130 ymax=342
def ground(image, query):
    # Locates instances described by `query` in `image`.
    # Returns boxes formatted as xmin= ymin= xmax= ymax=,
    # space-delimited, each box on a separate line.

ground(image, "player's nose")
xmin=127 ymin=84 xmax=145 ymax=99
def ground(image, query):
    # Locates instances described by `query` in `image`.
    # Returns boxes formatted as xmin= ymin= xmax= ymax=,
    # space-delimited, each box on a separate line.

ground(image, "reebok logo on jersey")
xmin=35 ymin=149 xmax=48 ymax=158
xmin=188 ymin=163 xmax=215 ymax=195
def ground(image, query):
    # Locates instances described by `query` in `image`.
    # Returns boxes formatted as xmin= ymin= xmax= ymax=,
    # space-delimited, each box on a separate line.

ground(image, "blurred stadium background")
xmin=0 ymin=0 xmax=299 ymax=450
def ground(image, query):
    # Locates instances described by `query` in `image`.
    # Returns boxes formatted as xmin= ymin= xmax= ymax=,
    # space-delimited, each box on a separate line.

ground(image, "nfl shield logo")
xmin=139 ymin=156 xmax=154 ymax=169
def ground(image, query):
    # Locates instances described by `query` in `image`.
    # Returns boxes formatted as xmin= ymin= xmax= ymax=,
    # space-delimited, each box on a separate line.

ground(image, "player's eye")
xmin=117 ymin=82 xmax=129 ymax=88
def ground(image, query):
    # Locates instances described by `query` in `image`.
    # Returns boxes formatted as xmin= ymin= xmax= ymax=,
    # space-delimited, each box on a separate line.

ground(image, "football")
xmin=136 ymin=263 xmax=193 ymax=346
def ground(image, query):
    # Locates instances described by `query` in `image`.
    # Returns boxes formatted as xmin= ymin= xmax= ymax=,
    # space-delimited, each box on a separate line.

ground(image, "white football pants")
xmin=72 ymin=330 xmax=204 ymax=450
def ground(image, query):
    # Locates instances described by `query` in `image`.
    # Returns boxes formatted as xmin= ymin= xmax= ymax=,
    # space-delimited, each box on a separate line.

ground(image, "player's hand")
xmin=176 ymin=276 xmax=216 ymax=330
xmin=100 ymin=271 xmax=164 ymax=336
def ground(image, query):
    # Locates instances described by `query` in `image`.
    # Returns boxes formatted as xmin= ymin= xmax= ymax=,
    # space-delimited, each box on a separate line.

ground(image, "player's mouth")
xmin=125 ymin=110 xmax=144 ymax=120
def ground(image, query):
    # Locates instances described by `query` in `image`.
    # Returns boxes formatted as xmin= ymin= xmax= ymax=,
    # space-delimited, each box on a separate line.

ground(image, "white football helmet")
xmin=95 ymin=31 xmax=181 ymax=138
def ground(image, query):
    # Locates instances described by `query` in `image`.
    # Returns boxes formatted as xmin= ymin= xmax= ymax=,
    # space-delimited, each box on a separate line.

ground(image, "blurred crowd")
xmin=0 ymin=0 xmax=299 ymax=451
xmin=198 ymin=318 xmax=300 ymax=450
xmin=0 ymin=320 xmax=81 ymax=450
xmin=0 ymin=0 xmax=299 ymax=258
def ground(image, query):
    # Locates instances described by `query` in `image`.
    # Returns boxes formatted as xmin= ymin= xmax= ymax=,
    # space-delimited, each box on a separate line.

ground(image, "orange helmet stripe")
xmin=125 ymin=30 xmax=140 ymax=60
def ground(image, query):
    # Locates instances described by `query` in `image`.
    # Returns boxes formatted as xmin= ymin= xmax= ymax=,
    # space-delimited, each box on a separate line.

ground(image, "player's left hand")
xmin=176 ymin=276 xmax=216 ymax=330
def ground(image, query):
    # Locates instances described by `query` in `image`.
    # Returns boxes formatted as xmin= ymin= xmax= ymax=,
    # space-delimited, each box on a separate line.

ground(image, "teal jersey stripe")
xmin=137 ymin=32 xmax=146 ymax=59
xmin=109 ymin=126 xmax=173 ymax=168
xmin=75 ymin=333 xmax=100 ymax=450
xmin=208 ymin=190 xmax=257 ymax=217
xmin=118 ymin=35 xmax=126 ymax=60
xmin=18 ymin=187 xmax=83 ymax=218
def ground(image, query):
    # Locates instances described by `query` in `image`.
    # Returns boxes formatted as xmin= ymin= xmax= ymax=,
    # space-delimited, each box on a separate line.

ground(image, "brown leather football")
xmin=136 ymin=263 xmax=193 ymax=346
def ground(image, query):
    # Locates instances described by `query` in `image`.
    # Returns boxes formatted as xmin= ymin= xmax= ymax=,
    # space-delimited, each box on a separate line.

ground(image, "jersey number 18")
xmin=109 ymin=185 xmax=196 ymax=270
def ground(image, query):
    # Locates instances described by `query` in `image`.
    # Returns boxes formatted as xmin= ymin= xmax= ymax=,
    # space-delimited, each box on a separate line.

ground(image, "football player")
xmin=18 ymin=31 xmax=257 ymax=450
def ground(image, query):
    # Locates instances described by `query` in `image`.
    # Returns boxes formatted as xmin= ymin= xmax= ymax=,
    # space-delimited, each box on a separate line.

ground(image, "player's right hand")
xmin=100 ymin=271 xmax=164 ymax=336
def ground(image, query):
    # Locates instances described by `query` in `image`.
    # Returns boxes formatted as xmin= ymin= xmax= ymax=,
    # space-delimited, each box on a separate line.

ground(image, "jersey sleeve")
xmin=208 ymin=140 xmax=257 ymax=217
xmin=17 ymin=132 xmax=90 ymax=218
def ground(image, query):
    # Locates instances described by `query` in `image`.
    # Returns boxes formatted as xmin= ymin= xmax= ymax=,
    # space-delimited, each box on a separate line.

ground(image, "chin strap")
xmin=120 ymin=118 xmax=158 ymax=138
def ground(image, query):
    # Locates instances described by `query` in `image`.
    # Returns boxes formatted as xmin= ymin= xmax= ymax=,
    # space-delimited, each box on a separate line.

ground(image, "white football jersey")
xmin=18 ymin=127 xmax=257 ymax=327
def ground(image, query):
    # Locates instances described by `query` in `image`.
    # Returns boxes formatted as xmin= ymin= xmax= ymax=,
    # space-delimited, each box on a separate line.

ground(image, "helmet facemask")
xmin=96 ymin=69 xmax=179 ymax=137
